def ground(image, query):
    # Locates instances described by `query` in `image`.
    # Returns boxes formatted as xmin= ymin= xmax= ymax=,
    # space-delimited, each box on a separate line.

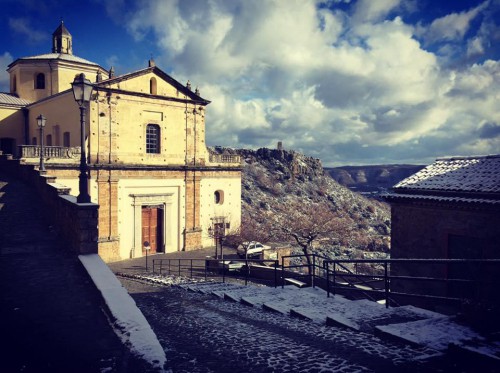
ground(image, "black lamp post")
xmin=36 ymin=114 xmax=46 ymax=173
xmin=144 ymin=241 xmax=151 ymax=270
xmin=71 ymin=73 xmax=93 ymax=203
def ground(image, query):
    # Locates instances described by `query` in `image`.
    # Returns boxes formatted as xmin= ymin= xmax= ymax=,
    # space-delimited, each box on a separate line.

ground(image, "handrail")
xmin=151 ymin=254 xmax=499 ymax=311
xmin=323 ymin=260 xmax=381 ymax=302
xmin=324 ymin=258 xmax=500 ymax=308
xmin=152 ymin=258 xmax=279 ymax=287
xmin=280 ymin=253 xmax=332 ymax=289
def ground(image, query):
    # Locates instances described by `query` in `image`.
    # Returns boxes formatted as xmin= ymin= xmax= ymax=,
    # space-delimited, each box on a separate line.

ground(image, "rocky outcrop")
xmin=210 ymin=147 xmax=391 ymax=257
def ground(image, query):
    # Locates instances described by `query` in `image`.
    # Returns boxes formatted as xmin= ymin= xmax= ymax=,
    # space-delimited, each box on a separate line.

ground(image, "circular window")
xmin=214 ymin=190 xmax=224 ymax=205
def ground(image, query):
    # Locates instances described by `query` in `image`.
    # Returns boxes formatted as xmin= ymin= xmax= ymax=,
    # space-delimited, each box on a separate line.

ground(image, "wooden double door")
xmin=142 ymin=205 xmax=164 ymax=255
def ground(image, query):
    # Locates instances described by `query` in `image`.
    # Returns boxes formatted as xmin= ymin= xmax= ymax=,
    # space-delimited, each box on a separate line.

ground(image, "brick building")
xmin=0 ymin=22 xmax=242 ymax=262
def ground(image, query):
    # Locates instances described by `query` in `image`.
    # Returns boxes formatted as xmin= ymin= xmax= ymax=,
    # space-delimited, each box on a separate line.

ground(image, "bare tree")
xmin=225 ymin=210 xmax=273 ymax=258
xmin=269 ymin=201 xmax=352 ymax=274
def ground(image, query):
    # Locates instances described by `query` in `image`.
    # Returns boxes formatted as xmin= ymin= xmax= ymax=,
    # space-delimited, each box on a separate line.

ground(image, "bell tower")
xmin=52 ymin=21 xmax=73 ymax=54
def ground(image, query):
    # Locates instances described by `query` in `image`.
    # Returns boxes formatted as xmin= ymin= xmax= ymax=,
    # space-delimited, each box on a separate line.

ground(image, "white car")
xmin=236 ymin=241 xmax=271 ymax=258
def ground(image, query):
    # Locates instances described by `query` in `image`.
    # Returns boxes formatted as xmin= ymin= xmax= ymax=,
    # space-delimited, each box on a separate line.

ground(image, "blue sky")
xmin=1 ymin=0 xmax=499 ymax=166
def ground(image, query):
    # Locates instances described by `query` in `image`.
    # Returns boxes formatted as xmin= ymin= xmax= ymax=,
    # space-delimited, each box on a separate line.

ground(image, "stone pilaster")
xmin=96 ymin=169 xmax=120 ymax=261
xmin=184 ymin=170 xmax=201 ymax=250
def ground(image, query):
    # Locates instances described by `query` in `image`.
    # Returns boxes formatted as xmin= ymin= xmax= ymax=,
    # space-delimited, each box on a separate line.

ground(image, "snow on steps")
xmin=376 ymin=318 xmax=500 ymax=360
xmin=176 ymin=281 xmax=500 ymax=362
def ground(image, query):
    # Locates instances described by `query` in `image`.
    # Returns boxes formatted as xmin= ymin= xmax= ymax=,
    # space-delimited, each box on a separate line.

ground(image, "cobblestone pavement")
xmin=0 ymin=174 xmax=151 ymax=373
xmin=120 ymin=276 xmax=468 ymax=373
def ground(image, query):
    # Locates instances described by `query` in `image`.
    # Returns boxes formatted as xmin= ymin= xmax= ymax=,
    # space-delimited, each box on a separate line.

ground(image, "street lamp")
xmin=144 ymin=241 xmax=151 ymax=270
xmin=36 ymin=114 xmax=46 ymax=173
xmin=71 ymin=73 xmax=93 ymax=203
xmin=209 ymin=217 xmax=226 ymax=259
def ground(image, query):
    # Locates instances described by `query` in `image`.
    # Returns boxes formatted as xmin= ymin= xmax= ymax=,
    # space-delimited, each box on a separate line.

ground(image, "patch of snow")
xmin=79 ymin=255 xmax=167 ymax=371
xmin=375 ymin=317 xmax=484 ymax=351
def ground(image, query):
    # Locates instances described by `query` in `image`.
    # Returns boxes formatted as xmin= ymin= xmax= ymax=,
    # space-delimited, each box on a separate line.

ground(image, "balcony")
xmin=18 ymin=145 xmax=81 ymax=160
xmin=208 ymin=153 xmax=241 ymax=165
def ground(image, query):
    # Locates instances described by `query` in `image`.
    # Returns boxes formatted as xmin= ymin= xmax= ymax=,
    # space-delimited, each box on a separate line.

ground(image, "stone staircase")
xmin=177 ymin=281 xmax=500 ymax=363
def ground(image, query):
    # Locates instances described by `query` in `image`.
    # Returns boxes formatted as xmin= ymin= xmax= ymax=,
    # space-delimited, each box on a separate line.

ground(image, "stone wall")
xmin=390 ymin=199 xmax=500 ymax=310
xmin=0 ymin=155 xmax=98 ymax=254
xmin=391 ymin=201 xmax=500 ymax=260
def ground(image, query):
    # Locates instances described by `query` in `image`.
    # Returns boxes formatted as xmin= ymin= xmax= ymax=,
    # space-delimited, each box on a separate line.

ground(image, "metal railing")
xmin=151 ymin=254 xmax=499 ymax=311
xmin=324 ymin=258 xmax=500 ymax=309
xmin=152 ymin=258 xmax=280 ymax=287
xmin=18 ymin=145 xmax=81 ymax=159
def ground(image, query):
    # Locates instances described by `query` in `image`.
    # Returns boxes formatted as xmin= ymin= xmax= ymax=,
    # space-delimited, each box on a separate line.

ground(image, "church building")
xmin=0 ymin=22 xmax=242 ymax=262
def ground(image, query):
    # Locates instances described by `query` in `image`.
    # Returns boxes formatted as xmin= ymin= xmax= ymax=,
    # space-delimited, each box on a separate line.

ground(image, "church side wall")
xmin=0 ymin=107 xmax=25 ymax=154
xmin=28 ymin=93 xmax=81 ymax=147
xmin=199 ymin=172 xmax=242 ymax=247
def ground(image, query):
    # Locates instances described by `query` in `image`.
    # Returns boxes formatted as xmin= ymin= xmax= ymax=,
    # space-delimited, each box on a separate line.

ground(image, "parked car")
xmin=236 ymin=241 xmax=271 ymax=258
xmin=219 ymin=260 xmax=246 ymax=272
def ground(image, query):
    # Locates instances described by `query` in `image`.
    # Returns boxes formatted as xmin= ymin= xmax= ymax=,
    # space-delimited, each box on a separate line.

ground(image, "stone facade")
xmin=385 ymin=155 xmax=500 ymax=309
xmin=0 ymin=22 xmax=242 ymax=262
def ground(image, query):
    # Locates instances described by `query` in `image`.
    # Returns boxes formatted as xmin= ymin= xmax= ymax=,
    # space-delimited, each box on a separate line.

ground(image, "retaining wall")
xmin=0 ymin=154 xmax=98 ymax=254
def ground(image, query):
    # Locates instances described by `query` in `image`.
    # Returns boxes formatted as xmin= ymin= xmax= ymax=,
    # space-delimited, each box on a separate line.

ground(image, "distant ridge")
xmin=326 ymin=164 xmax=426 ymax=194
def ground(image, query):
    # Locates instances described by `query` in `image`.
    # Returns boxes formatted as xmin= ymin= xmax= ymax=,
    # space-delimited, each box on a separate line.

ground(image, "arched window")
xmin=35 ymin=73 xmax=45 ymax=89
xmin=12 ymin=76 xmax=17 ymax=93
xmin=214 ymin=190 xmax=224 ymax=205
xmin=146 ymin=124 xmax=160 ymax=153
xmin=150 ymin=77 xmax=157 ymax=95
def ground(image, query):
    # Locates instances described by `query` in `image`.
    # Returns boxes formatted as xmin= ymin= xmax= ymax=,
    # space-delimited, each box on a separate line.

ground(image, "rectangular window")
xmin=146 ymin=124 xmax=160 ymax=154
xmin=63 ymin=132 xmax=70 ymax=147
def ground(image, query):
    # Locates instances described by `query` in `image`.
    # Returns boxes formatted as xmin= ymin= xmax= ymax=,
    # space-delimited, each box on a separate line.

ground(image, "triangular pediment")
xmin=95 ymin=66 xmax=209 ymax=104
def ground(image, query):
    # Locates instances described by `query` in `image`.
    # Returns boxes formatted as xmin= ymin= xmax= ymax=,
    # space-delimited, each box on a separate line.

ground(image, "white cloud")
xmin=8 ymin=18 xmax=47 ymax=44
xmin=421 ymin=1 xmax=489 ymax=44
xmin=118 ymin=0 xmax=499 ymax=165
xmin=353 ymin=0 xmax=401 ymax=23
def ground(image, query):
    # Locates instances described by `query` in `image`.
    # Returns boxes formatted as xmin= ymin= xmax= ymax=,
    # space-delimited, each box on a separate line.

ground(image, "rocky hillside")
xmin=327 ymin=165 xmax=425 ymax=195
xmin=211 ymin=147 xmax=391 ymax=260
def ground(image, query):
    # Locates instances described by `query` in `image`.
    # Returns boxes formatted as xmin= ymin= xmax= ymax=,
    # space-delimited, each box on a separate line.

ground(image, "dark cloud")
xmin=479 ymin=122 xmax=500 ymax=138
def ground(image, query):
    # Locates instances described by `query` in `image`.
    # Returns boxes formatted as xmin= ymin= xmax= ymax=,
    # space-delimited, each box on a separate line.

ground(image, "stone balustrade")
xmin=209 ymin=153 xmax=241 ymax=164
xmin=18 ymin=145 xmax=81 ymax=159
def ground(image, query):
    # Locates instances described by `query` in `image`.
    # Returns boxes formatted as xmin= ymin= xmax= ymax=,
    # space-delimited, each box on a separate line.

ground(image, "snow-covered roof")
xmin=0 ymin=92 xmax=32 ymax=106
xmin=394 ymin=155 xmax=500 ymax=195
xmin=11 ymin=53 xmax=100 ymax=67
xmin=384 ymin=193 xmax=500 ymax=206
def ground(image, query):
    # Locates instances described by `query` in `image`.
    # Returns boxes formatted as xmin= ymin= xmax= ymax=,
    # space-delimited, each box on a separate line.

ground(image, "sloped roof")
xmin=0 ymin=92 xmax=32 ymax=106
xmin=384 ymin=193 xmax=500 ymax=206
xmin=394 ymin=155 xmax=500 ymax=195
xmin=9 ymin=53 xmax=100 ymax=67
xmin=53 ymin=21 xmax=71 ymax=36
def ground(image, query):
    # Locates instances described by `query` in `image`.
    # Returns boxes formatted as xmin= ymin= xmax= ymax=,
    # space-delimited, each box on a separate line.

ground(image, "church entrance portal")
xmin=142 ymin=205 xmax=164 ymax=254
